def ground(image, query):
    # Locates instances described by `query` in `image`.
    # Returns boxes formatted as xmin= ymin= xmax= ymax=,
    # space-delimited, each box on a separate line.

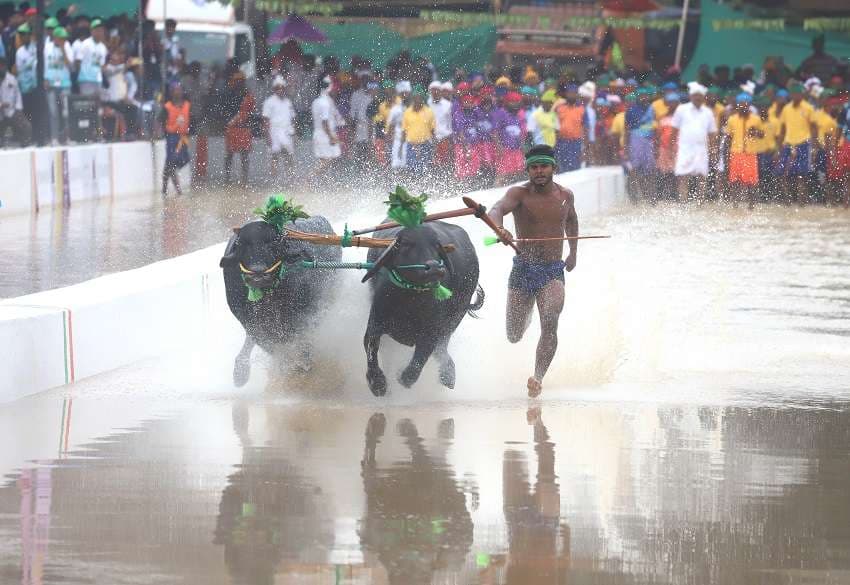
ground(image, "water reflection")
xmin=359 ymin=413 xmax=473 ymax=584
xmin=501 ymin=407 xmax=569 ymax=584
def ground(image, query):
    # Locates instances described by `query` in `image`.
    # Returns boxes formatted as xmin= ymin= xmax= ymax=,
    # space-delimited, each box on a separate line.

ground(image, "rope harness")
xmin=241 ymin=259 xmax=452 ymax=302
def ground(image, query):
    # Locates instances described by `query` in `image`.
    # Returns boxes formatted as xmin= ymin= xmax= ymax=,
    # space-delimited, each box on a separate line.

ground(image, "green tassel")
xmin=340 ymin=224 xmax=353 ymax=247
xmin=433 ymin=284 xmax=453 ymax=301
xmin=483 ymin=235 xmax=501 ymax=246
xmin=246 ymin=285 xmax=265 ymax=302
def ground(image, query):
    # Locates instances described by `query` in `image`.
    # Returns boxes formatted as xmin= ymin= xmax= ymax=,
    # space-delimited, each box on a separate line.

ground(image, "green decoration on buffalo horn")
xmin=385 ymin=185 xmax=428 ymax=229
xmin=253 ymin=193 xmax=309 ymax=233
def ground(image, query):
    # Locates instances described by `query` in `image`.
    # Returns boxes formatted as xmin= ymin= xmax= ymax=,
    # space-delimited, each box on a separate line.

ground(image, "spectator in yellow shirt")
xmin=401 ymin=87 xmax=435 ymax=174
xmin=754 ymin=96 xmax=781 ymax=200
xmin=725 ymin=93 xmax=765 ymax=208
xmin=777 ymin=83 xmax=816 ymax=204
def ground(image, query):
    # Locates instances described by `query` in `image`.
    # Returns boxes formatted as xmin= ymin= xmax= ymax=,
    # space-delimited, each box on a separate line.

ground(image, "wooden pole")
xmin=350 ymin=207 xmax=477 ymax=236
xmin=462 ymin=196 xmax=520 ymax=253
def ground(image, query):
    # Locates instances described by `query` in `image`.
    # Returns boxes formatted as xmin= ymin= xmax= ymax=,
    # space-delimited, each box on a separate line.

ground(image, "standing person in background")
xmin=349 ymin=76 xmax=375 ymax=173
xmin=163 ymin=19 xmax=182 ymax=85
xmin=579 ymin=82 xmax=596 ymax=165
xmin=141 ymin=20 xmax=163 ymax=103
xmin=811 ymin=89 xmax=838 ymax=200
xmin=531 ymin=89 xmax=558 ymax=148
xmin=262 ymin=75 xmax=295 ymax=182
xmin=14 ymin=23 xmax=37 ymax=130
xmin=655 ymin=92 xmax=680 ymax=201
xmin=75 ymin=19 xmax=107 ymax=96
xmin=776 ymin=83 xmax=816 ymax=205
xmin=224 ymin=71 xmax=255 ymax=186
xmin=387 ymin=80 xmax=410 ymax=172
xmin=428 ymin=80 xmax=453 ymax=176
xmin=371 ymin=81 xmax=396 ymax=169
xmin=400 ymin=86 xmax=435 ymax=176
xmin=159 ymin=82 xmax=191 ymax=196
xmin=625 ymin=90 xmax=656 ymax=201
xmin=0 ymin=58 xmax=31 ymax=146
xmin=671 ymin=82 xmax=717 ymax=202
xmin=453 ymin=93 xmax=482 ymax=185
xmin=493 ymin=91 xmax=527 ymax=185
xmin=753 ymin=95 xmax=779 ymax=201
xmin=477 ymin=85 xmax=497 ymax=186
xmin=725 ymin=92 xmax=764 ymax=208
xmin=311 ymin=75 xmax=343 ymax=172
xmin=44 ymin=26 xmax=72 ymax=144
xmin=554 ymin=83 xmax=585 ymax=171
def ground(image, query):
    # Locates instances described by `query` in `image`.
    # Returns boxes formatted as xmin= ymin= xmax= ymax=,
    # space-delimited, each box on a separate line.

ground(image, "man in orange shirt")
xmin=554 ymin=84 xmax=585 ymax=171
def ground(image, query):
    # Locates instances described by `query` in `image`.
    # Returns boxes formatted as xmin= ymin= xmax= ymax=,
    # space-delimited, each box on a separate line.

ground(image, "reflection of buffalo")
xmin=362 ymin=221 xmax=484 ymax=396
xmin=359 ymin=414 xmax=474 ymax=584
xmin=220 ymin=216 xmax=340 ymax=386
xmin=503 ymin=407 xmax=570 ymax=584
xmin=214 ymin=403 xmax=334 ymax=584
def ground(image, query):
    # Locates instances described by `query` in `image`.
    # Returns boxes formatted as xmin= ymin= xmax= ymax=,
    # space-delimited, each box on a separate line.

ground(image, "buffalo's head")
xmin=221 ymin=220 xmax=310 ymax=291
xmin=362 ymin=226 xmax=453 ymax=289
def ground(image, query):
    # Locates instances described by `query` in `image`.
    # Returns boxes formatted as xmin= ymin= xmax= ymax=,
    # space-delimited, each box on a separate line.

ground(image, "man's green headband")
xmin=526 ymin=154 xmax=556 ymax=168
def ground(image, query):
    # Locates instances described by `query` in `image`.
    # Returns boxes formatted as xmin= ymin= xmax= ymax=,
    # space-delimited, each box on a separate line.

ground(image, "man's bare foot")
xmin=527 ymin=376 xmax=543 ymax=398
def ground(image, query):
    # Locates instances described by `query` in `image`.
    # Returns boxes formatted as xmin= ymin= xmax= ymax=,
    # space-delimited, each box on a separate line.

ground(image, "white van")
xmin=146 ymin=0 xmax=256 ymax=79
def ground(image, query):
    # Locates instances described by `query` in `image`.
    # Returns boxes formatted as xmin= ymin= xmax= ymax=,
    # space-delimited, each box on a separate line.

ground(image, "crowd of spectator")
xmin=2 ymin=3 xmax=850 ymax=206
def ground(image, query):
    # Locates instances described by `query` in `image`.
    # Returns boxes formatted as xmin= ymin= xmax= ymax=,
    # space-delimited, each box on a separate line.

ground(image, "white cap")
xmin=395 ymin=80 xmax=412 ymax=94
xmin=688 ymin=81 xmax=707 ymax=96
xmin=804 ymin=76 xmax=822 ymax=90
xmin=441 ymin=81 xmax=454 ymax=91
xmin=578 ymin=81 xmax=595 ymax=99
xmin=810 ymin=84 xmax=824 ymax=98
xmin=271 ymin=75 xmax=286 ymax=87
xmin=428 ymin=80 xmax=442 ymax=90
xmin=606 ymin=94 xmax=622 ymax=104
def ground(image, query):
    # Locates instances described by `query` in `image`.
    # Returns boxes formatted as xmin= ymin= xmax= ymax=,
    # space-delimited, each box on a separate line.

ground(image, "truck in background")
xmin=145 ymin=0 xmax=257 ymax=79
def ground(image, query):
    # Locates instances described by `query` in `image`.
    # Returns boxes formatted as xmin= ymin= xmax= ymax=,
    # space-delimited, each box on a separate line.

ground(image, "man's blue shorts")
xmin=777 ymin=142 xmax=810 ymax=177
xmin=508 ymin=256 xmax=566 ymax=296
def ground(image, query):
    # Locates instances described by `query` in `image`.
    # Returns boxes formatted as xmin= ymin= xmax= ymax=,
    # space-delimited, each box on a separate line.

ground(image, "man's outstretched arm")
xmin=488 ymin=186 xmax=523 ymax=241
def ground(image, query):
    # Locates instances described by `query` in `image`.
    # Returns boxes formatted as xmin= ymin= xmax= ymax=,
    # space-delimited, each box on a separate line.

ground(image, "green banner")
xmin=420 ymin=10 xmax=533 ymax=28
xmin=568 ymin=16 xmax=681 ymax=31
xmin=711 ymin=18 xmax=785 ymax=32
xmin=804 ymin=18 xmax=850 ymax=32
xmin=256 ymin=1 xmax=343 ymax=15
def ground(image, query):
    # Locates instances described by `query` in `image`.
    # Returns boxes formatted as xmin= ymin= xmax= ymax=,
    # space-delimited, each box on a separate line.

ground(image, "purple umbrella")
xmin=268 ymin=14 xmax=328 ymax=44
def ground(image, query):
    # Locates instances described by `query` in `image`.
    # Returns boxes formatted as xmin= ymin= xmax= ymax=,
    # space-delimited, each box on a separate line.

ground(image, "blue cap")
xmin=665 ymin=91 xmax=680 ymax=102
xmin=776 ymin=89 xmax=789 ymax=98
xmin=565 ymin=83 xmax=578 ymax=92
xmin=595 ymin=97 xmax=609 ymax=106
xmin=737 ymin=92 xmax=753 ymax=104
xmin=662 ymin=81 xmax=678 ymax=90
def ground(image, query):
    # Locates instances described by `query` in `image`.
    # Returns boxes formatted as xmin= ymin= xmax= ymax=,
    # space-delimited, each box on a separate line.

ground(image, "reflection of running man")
xmin=503 ymin=407 xmax=570 ymax=584
xmin=488 ymin=145 xmax=579 ymax=397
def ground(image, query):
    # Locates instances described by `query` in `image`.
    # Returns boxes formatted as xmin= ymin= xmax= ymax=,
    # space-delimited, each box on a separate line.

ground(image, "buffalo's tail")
xmin=467 ymin=284 xmax=485 ymax=319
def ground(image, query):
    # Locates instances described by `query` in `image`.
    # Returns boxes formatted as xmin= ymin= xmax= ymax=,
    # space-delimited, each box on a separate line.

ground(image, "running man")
xmin=488 ymin=144 xmax=578 ymax=397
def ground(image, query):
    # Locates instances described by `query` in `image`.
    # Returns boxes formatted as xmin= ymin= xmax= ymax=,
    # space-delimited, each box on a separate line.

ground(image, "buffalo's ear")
xmin=362 ymin=240 xmax=398 ymax=283
xmin=232 ymin=227 xmax=241 ymax=235
xmin=440 ymin=244 xmax=456 ymax=254
xmin=220 ymin=233 xmax=240 ymax=267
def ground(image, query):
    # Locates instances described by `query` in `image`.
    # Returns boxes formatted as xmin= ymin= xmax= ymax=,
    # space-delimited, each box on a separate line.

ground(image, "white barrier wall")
xmin=0 ymin=140 xmax=188 ymax=214
xmin=0 ymin=167 xmax=626 ymax=402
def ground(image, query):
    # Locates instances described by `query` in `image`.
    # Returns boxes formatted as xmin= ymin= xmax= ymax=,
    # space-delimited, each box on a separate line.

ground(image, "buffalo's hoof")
xmin=367 ymin=370 xmax=387 ymax=397
xmin=233 ymin=358 xmax=251 ymax=388
xmin=439 ymin=359 xmax=456 ymax=389
xmin=399 ymin=366 xmax=421 ymax=389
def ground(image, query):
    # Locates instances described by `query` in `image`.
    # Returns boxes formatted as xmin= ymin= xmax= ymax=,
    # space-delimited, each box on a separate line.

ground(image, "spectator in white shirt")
xmin=75 ymin=19 xmax=108 ymax=96
xmin=428 ymin=80 xmax=453 ymax=172
xmin=349 ymin=76 xmax=376 ymax=170
xmin=44 ymin=26 xmax=73 ymax=144
xmin=0 ymin=59 xmax=31 ymax=146
xmin=14 ymin=24 xmax=37 ymax=121
xmin=262 ymin=75 xmax=295 ymax=180
xmin=311 ymin=75 xmax=344 ymax=169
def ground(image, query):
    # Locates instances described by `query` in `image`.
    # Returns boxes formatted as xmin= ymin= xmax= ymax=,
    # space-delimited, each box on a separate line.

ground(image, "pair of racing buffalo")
xmin=219 ymin=195 xmax=484 ymax=397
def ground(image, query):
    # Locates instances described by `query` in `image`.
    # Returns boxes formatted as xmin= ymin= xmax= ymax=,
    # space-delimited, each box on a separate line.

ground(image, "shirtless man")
xmin=488 ymin=144 xmax=578 ymax=397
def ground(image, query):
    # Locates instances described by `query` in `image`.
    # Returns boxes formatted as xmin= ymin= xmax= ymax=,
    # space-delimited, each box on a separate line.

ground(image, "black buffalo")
xmin=362 ymin=220 xmax=484 ymax=396
xmin=220 ymin=216 xmax=341 ymax=386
